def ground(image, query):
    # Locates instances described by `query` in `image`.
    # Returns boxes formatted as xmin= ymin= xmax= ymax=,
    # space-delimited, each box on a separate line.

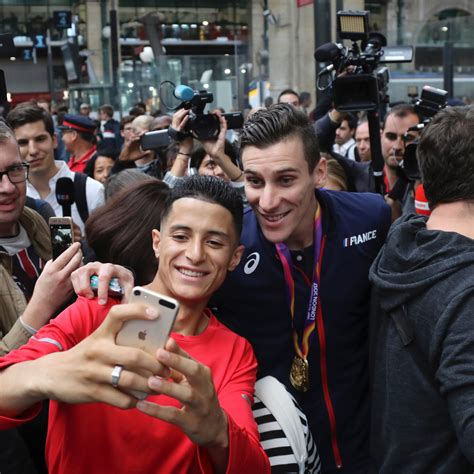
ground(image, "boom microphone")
xmin=55 ymin=177 xmax=75 ymax=217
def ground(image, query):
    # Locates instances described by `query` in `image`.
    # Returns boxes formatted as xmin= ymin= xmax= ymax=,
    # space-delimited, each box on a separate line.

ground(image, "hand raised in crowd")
xmin=200 ymin=111 xmax=243 ymax=182
xmin=118 ymin=130 xmax=153 ymax=162
xmin=137 ymin=337 xmax=229 ymax=458
xmin=200 ymin=110 xmax=227 ymax=160
xmin=71 ymin=262 xmax=135 ymax=305
xmin=169 ymin=108 xmax=194 ymax=177
xmin=21 ymin=242 xmax=83 ymax=331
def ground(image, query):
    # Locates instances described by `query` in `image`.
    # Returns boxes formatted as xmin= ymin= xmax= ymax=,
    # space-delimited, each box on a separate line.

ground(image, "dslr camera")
xmin=172 ymin=85 xmax=243 ymax=140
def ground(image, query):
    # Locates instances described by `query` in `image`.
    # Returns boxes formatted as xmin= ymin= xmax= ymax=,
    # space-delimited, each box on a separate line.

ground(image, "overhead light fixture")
xmin=203 ymin=83 xmax=209 ymax=89
xmin=441 ymin=26 xmax=448 ymax=32
xmin=202 ymin=20 xmax=209 ymax=26
xmin=224 ymin=68 xmax=231 ymax=75
xmin=128 ymin=82 xmax=134 ymax=88
xmin=9 ymin=56 xmax=15 ymax=61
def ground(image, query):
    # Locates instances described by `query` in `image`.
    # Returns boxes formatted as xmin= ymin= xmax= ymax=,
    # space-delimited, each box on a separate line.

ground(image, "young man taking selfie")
xmin=0 ymin=176 xmax=270 ymax=474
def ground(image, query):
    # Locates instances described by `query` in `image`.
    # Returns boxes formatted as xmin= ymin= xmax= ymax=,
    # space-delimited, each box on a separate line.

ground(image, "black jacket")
xmin=369 ymin=214 xmax=474 ymax=473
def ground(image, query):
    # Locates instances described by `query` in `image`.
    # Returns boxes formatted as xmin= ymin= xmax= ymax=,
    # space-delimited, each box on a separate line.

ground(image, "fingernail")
xmin=149 ymin=376 xmax=162 ymax=390
xmin=99 ymin=299 xmax=106 ymax=305
xmin=146 ymin=307 xmax=159 ymax=319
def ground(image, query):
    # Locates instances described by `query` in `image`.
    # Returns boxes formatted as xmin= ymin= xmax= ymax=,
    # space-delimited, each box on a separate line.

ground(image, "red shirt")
xmin=0 ymin=297 xmax=270 ymax=474
xmin=67 ymin=145 xmax=97 ymax=173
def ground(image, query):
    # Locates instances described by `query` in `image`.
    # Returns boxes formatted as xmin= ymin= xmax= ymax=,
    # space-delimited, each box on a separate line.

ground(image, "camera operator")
xmin=164 ymin=108 xmax=244 ymax=197
xmin=380 ymin=103 xmax=420 ymax=218
xmin=113 ymin=115 xmax=166 ymax=179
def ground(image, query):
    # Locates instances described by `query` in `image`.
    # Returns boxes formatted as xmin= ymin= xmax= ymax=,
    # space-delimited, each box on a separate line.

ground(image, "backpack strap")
xmin=73 ymin=172 xmax=89 ymax=224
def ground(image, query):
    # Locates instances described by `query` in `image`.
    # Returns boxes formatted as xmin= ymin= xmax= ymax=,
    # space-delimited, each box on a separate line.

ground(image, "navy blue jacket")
xmin=212 ymin=189 xmax=391 ymax=474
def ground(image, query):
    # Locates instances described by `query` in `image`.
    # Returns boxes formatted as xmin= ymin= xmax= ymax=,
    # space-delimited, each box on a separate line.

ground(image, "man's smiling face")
xmin=242 ymin=136 xmax=318 ymax=250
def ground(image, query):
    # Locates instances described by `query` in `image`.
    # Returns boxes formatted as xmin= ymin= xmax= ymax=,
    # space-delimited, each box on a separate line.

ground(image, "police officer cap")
xmin=60 ymin=114 xmax=97 ymax=133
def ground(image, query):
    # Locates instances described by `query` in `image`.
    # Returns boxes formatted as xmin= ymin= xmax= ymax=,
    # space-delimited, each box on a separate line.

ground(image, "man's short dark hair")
xmin=99 ymin=104 xmax=114 ymax=118
xmin=120 ymin=115 xmax=134 ymax=130
xmin=161 ymin=175 xmax=243 ymax=241
xmin=417 ymin=105 xmax=474 ymax=208
xmin=342 ymin=112 xmax=358 ymax=130
xmin=277 ymin=89 xmax=300 ymax=103
xmin=7 ymin=101 xmax=55 ymax=136
xmin=383 ymin=103 xmax=418 ymax=129
xmin=239 ymin=103 xmax=320 ymax=172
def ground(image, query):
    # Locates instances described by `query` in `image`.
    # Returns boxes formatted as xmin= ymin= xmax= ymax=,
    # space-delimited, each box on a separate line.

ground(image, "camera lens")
xmin=134 ymin=289 xmax=141 ymax=296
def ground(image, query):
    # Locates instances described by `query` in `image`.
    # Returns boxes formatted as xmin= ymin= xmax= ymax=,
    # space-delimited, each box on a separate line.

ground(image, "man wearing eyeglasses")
xmin=380 ymin=104 xmax=420 ymax=216
xmin=0 ymin=121 xmax=82 ymax=355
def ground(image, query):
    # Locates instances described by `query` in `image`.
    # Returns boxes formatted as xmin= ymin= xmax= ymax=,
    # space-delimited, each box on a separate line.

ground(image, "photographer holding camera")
xmin=165 ymin=108 xmax=244 ymax=192
xmin=370 ymin=105 xmax=474 ymax=473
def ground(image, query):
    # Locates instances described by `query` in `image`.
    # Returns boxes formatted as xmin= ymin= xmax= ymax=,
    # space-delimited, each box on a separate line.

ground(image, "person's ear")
xmin=152 ymin=229 xmax=161 ymax=259
xmin=313 ymin=156 xmax=328 ymax=188
xmin=228 ymin=244 xmax=245 ymax=272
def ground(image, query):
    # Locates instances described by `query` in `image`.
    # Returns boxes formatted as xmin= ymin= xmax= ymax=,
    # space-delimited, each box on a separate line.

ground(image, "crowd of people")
xmin=0 ymin=84 xmax=473 ymax=474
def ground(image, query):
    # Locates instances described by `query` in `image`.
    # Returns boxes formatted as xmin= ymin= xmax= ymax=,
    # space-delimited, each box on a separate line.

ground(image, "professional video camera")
xmin=314 ymin=10 xmax=413 ymax=112
xmin=160 ymin=82 xmax=243 ymax=141
xmin=401 ymin=85 xmax=448 ymax=182
xmin=314 ymin=10 xmax=413 ymax=194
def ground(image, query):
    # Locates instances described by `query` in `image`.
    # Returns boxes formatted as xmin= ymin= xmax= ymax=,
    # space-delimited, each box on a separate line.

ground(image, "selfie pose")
xmin=0 ymin=176 xmax=270 ymax=474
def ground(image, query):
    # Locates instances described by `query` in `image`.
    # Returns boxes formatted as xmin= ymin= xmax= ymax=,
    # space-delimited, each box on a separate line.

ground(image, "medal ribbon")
xmin=275 ymin=205 xmax=325 ymax=360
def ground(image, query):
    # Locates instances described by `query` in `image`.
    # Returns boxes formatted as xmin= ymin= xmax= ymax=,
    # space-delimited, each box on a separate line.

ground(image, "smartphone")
xmin=90 ymin=275 xmax=123 ymax=299
xmin=115 ymin=287 xmax=180 ymax=399
xmin=140 ymin=129 xmax=171 ymax=150
xmin=49 ymin=217 xmax=74 ymax=260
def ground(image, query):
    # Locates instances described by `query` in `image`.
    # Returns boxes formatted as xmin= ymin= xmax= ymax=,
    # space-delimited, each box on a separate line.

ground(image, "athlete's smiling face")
xmin=242 ymin=136 xmax=321 ymax=250
xmin=152 ymin=197 xmax=244 ymax=304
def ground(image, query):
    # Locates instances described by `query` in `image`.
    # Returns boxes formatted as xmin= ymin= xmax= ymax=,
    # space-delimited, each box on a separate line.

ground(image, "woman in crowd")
xmin=85 ymin=179 xmax=169 ymax=285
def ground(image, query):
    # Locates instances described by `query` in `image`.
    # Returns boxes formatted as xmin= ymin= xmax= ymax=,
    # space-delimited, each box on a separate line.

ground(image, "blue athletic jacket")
xmin=212 ymin=189 xmax=391 ymax=474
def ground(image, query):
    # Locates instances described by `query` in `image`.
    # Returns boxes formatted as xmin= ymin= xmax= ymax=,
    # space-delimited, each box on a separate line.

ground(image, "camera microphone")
xmin=55 ymin=177 xmax=75 ymax=217
xmin=174 ymin=85 xmax=195 ymax=101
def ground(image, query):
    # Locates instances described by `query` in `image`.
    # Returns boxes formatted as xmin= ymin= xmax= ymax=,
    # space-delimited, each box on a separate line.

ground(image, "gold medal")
xmin=290 ymin=355 xmax=309 ymax=392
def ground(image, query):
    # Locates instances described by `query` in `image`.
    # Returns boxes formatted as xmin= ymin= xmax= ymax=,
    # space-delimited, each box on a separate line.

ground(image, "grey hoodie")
xmin=369 ymin=214 xmax=474 ymax=473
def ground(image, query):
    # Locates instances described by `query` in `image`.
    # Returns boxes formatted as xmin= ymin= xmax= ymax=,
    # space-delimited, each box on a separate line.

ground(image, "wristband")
xmin=168 ymin=126 xmax=191 ymax=142
xmin=232 ymin=171 xmax=244 ymax=182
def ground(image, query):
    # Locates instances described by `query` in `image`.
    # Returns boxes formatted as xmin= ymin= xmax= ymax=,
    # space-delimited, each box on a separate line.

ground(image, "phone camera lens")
xmin=134 ymin=289 xmax=141 ymax=296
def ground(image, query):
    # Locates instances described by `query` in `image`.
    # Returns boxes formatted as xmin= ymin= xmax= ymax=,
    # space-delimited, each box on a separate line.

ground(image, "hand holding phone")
xmin=115 ymin=287 xmax=179 ymax=399
xmin=49 ymin=217 xmax=74 ymax=260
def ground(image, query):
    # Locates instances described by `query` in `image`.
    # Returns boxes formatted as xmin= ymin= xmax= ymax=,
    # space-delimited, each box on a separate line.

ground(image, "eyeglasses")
xmin=0 ymin=163 xmax=29 ymax=184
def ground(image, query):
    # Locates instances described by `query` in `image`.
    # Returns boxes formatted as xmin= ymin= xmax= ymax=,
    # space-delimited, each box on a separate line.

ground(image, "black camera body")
xmin=174 ymin=86 xmax=243 ymax=140
xmin=401 ymin=86 xmax=448 ymax=182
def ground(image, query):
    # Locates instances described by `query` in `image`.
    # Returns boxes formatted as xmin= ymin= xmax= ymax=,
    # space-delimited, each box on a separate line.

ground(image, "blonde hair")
xmin=323 ymin=155 xmax=348 ymax=192
xmin=132 ymin=114 xmax=153 ymax=131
